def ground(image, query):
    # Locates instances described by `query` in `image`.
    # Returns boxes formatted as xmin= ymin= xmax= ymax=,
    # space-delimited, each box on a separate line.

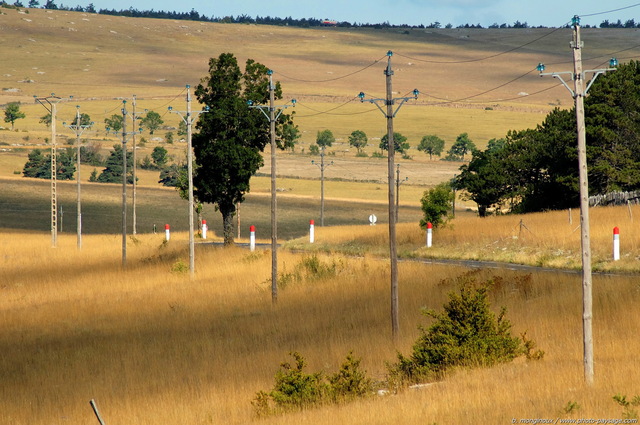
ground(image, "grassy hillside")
xmin=2 ymin=6 xmax=639 ymax=148
xmin=2 ymin=227 xmax=639 ymax=425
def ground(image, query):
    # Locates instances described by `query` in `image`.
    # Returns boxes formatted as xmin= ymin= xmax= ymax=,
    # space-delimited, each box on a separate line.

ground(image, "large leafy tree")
xmin=447 ymin=133 xmax=476 ymax=161
xmin=193 ymin=52 xmax=292 ymax=244
xmin=280 ymin=123 xmax=301 ymax=151
xmin=71 ymin=112 xmax=92 ymax=127
xmin=348 ymin=130 xmax=367 ymax=154
xmin=141 ymin=110 xmax=164 ymax=134
xmin=4 ymin=102 xmax=26 ymax=131
xmin=104 ymin=114 xmax=123 ymax=133
xmin=316 ymin=129 xmax=335 ymax=148
xmin=417 ymin=135 xmax=445 ymax=160
xmin=419 ymin=182 xmax=454 ymax=228
xmin=380 ymin=132 xmax=409 ymax=153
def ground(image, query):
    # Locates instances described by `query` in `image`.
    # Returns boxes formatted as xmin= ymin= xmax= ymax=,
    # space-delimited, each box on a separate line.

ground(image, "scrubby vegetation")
xmin=253 ymin=351 xmax=374 ymax=417
xmin=388 ymin=271 xmax=543 ymax=387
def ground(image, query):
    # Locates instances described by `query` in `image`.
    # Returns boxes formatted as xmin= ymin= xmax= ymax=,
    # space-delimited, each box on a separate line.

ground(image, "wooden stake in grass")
xmin=89 ymin=399 xmax=106 ymax=425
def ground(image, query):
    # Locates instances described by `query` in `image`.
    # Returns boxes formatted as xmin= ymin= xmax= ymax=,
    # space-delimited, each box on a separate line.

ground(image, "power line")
xmin=394 ymin=25 xmax=567 ymax=65
xmin=294 ymin=97 xmax=379 ymax=117
xmin=580 ymin=2 xmax=640 ymax=17
xmin=277 ymin=56 xmax=387 ymax=82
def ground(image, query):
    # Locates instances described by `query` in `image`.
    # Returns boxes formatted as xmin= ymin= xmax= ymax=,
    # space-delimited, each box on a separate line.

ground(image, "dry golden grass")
xmin=3 ymin=12 xmax=640 ymax=424
xmin=288 ymin=203 xmax=640 ymax=273
xmin=2 ymin=231 xmax=640 ymax=425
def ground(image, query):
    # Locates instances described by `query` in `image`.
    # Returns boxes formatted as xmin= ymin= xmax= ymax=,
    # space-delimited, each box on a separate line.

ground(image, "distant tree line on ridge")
xmin=1 ymin=1 xmax=636 ymax=30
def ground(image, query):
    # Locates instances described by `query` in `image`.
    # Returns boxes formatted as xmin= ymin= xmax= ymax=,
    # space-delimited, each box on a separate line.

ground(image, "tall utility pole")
xmin=121 ymin=101 xmax=128 ymax=268
xmin=359 ymin=51 xmax=419 ymax=340
xmin=311 ymin=147 xmax=333 ymax=226
xmin=119 ymin=101 xmax=142 ymax=268
xmin=248 ymin=70 xmax=296 ymax=305
xmin=169 ymin=84 xmax=209 ymax=280
xmin=34 ymin=94 xmax=63 ymax=248
xmin=395 ymin=164 xmax=408 ymax=222
xmin=64 ymin=106 xmax=93 ymax=250
xmin=537 ymin=15 xmax=617 ymax=386
xmin=131 ymin=95 xmax=138 ymax=235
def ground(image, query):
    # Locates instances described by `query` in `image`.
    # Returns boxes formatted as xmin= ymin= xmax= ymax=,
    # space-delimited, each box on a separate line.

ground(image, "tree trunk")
xmin=222 ymin=211 xmax=234 ymax=245
xmin=478 ymin=204 xmax=488 ymax=217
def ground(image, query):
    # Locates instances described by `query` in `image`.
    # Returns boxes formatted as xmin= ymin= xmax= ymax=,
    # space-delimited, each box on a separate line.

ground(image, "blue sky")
xmin=80 ymin=1 xmax=640 ymax=27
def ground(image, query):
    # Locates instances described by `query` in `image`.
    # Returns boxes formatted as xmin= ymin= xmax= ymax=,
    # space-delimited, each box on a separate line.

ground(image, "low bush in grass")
xmin=253 ymin=351 xmax=374 ymax=417
xmin=388 ymin=271 xmax=543 ymax=387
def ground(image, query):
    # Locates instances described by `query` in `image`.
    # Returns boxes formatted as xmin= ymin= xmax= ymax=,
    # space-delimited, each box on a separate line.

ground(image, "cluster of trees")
xmin=103 ymin=110 xmax=164 ymax=135
xmin=455 ymin=60 xmax=640 ymax=217
xmin=1 ymin=1 xmax=624 ymax=30
xmin=308 ymin=128 xmax=476 ymax=162
xmin=22 ymin=147 xmax=75 ymax=179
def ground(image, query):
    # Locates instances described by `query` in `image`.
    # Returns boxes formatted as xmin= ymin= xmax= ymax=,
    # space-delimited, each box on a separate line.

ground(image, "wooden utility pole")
xmin=395 ymin=164 xmax=408 ymax=223
xmin=132 ymin=95 xmax=138 ymax=235
xmin=572 ymin=20 xmax=594 ymax=387
xmin=312 ymin=148 xmax=333 ymax=226
xmin=269 ymin=71 xmax=278 ymax=304
xmin=537 ymin=15 xmax=618 ymax=386
xmin=121 ymin=101 xmax=128 ymax=268
xmin=384 ymin=53 xmax=399 ymax=340
xmin=248 ymin=71 xmax=295 ymax=305
xmin=358 ymin=51 xmax=419 ymax=341
xmin=168 ymin=85 xmax=209 ymax=280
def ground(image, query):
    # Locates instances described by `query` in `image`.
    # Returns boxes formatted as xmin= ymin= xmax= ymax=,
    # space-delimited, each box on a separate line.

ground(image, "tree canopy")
xmin=446 ymin=133 xmax=476 ymax=161
xmin=316 ymin=129 xmax=335 ymax=148
xmin=4 ymin=102 xmax=26 ymax=131
xmin=417 ymin=135 xmax=445 ymax=160
xmin=141 ymin=111 xmax=164 ymax=134
xmin=23 ymin=148 xmax=75 ymax=180
xmin=104 ymin=114 xmax=123 ymax=133
xmin=455 ymin=60 xmax=640 ymax=216
xmin=380 ymin=132 xmax=409 ymax=153
xmin=348 ymin=130 xmax=368 ymax=154
xmin=97 ymin=144 xmax=134 ymax=184
xmin=193 ymin=52 xmax=293 ymax=244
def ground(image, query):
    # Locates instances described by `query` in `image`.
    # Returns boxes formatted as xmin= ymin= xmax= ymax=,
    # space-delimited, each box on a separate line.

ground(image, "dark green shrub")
xmin=253 ymin=352 xmax=327 ymax=416
xmin=254 ymin=351 xmax=373 ymax=417
xmin=328 ymin=351 xmax=374 ymax=402
xmin=390 ymin=271 xmax=531 ymax=385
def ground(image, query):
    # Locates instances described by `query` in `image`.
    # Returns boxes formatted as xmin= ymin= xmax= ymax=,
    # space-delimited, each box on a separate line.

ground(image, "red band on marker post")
xmin=249 ymin=225 xmax=256 ymax=252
